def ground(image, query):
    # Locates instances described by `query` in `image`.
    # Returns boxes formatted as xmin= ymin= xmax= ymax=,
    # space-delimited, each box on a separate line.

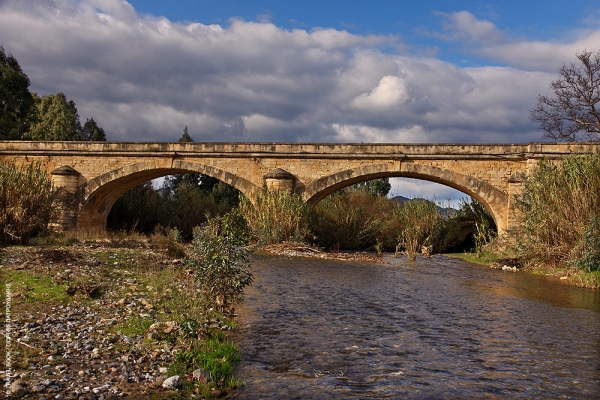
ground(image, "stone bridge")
xmin=1 ymin=141 xmax=598 ymax=234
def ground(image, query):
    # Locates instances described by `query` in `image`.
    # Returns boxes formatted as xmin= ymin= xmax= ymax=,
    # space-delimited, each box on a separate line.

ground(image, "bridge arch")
xmin=78 ymin=160 xmax=259 ymax=230
xmin=303 ymin=163 xmax=509 ymax=232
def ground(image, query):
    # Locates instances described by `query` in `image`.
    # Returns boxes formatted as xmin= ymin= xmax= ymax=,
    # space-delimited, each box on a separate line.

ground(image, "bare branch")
xmin=531 ymin=48 xmax=600 ymax=141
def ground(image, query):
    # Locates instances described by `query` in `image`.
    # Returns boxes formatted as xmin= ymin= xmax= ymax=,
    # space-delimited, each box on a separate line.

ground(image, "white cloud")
xmin=0 ymin=0 xmax=597 ymax=147
xmin=352 ymin=75 xmax=410 ymax=111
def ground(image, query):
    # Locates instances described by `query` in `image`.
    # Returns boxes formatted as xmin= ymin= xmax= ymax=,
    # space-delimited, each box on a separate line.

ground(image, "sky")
xmin=1 ymin=0 xmax=599 ymax=204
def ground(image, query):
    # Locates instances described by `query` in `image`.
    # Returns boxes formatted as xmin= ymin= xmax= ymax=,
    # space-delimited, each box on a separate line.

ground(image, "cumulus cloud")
xmin=0 ymin=0 xmax=596 ymax=146
xmin=352 ymin=75 xmax=411 ymax=111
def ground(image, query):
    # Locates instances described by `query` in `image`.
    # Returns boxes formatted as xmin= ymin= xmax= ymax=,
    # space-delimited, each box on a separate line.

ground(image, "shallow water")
xmin=232 ymin=254 xmax=600 ymax=399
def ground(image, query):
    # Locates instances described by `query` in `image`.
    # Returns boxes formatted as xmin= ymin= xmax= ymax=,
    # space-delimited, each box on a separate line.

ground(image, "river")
xmin=231 ymin=253 xmax=600 ymax=399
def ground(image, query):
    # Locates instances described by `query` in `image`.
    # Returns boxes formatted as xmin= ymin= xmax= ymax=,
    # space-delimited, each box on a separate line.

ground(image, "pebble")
xmin=7 ymin=297 xmax=174 ymax=398
xmin=2 ymin=244 xmax=221 ymax=398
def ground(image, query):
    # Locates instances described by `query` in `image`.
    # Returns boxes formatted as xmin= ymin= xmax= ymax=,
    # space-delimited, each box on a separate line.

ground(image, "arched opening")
xmin=305 ymin=166 xmax=502 ymax=254
xmin=106 ymin=173 xmax=244 ymax=238
xmin=303 ymin=163 xmax=508 ymax=233
xmin=78 ymin=161 xmax=258 ymax=232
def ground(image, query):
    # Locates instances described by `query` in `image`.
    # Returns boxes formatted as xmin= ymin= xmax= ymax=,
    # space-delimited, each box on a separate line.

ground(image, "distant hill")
xmin=390 ymin=196 xmax=457 ymax=217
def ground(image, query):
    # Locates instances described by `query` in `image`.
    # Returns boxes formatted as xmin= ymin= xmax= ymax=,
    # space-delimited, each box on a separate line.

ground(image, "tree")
xmin=27 ymin=93 xmax=81 ymax=141
xmin=0 ymin=46 xmax=35 ymax=140
xmin=531 ymin=49 xmax=600 ymax=141
xmin=80 ymin=118 xmax=106 ymax=141
xmin=352 ymin=178 xmax=391 ymax=197
xmin=162 ymin=126 xmax=202 ymax=194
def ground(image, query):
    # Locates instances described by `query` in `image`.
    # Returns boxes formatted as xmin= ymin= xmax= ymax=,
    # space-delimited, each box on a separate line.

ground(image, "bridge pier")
xmin=506 ymin=171 xmax=526 ymax=234
xmin=264 ymin=168 xmax=297 ymax=192
xmin=50 ymin=166 xmax=81 ymax=231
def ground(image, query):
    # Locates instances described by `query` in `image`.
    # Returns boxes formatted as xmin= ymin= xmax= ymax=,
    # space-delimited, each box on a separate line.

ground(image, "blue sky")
xmin=1 ymin=0 xmax=599 ymax=204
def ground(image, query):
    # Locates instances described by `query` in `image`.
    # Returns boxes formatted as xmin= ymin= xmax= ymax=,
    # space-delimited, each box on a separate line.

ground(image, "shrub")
xmin=517 ymin=153 xmax=600 ymax=266
xmin=431 ymin=198 xmax=497 ymax=253
xmin=187 ymin=211 xmax=253 ymax=313
xmin=239 ymin=189 xmax=311 ymax=245
xmin=0 ymin=161 xmax=56 ymax=244
xmin=311 ymin=190 xmax=392 ymax=250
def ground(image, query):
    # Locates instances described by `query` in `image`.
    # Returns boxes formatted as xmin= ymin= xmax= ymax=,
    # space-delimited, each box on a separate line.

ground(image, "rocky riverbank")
xmin=0 ymin=240 xmax=238 ymax=399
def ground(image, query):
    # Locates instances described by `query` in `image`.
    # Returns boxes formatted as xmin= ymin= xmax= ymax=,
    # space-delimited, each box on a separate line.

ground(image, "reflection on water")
xmin=232 ymin=254 xmax=600 ymax=399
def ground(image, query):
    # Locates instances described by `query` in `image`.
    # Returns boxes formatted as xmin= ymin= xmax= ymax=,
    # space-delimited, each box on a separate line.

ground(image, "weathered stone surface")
xmin=1 ymin=141 xmax=599 ymax=234
xmin=162 ymin=375 xmax=182 ymax=389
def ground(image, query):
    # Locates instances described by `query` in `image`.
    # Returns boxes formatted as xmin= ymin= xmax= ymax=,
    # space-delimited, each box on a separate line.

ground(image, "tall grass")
xmin=0 ymin=161 xmax=56 ymax=244
xmin=518 ymin=153 xmax=600 ymax=270
xmin=390 ymin=199 xmax=440 ymax=260
xmin=239 ymin=189 xmax=311 ymax=245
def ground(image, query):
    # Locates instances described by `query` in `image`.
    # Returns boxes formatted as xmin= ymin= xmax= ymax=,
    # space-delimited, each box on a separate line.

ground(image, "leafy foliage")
xmin=0 ymin=161 xmax=56 ymax=244
xmin=571 ymin=215 xmax=600 ymax=272
xmin=187 ymin=211 xmax=253 ymax=313
xmin=106 ymin=182 xmax=165 ymax=233
xmin=348 ymin=178 xmax=391 ymax=197
xmin=0 ymin=46 xmax=106 ymax=141
xmin=0 ymin=46 xmax=35 ymax=139
xmin=531 ymin=49 xmax=600 ymax=141
xmin=27 ymin=93 xmax=80 ymax=140
xmin=431 ymin=198 xmax=496 ymax=253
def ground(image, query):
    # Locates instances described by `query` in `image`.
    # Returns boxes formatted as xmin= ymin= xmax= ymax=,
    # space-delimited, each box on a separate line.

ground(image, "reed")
xmin=238 ymin=189 xmax=311 ymax=245
xmin=518 ymin=152 xmax=600 ymax=271
xmin=390 ymin=199 xmax=440 ymax=260
xmin=0 ymin=161 xmax=56 ymax=244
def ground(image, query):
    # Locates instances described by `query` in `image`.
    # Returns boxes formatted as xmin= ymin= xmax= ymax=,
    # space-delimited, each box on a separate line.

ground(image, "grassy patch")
xmin=113 ymin=314 xmax=155 ymax=337
xmin=169 ymin=330 xmax=241 ymax=393
xmin=574 ymin=270 xmax=600 ymax=288
xmin=1 ymin=269 xmax=70 ymax=304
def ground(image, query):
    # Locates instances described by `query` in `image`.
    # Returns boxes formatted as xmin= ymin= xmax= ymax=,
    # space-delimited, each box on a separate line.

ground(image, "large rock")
xmin=10 ymin=379 xmax=28 ymax=397
xmin=193 ymin=368 xmax=211 ymax=383
xmin=162 ymin=375 xmax=182 ymax=389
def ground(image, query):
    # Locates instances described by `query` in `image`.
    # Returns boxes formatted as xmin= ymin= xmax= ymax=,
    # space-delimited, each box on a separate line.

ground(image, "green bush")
xmin=431 ymin=198 xmax=496 ymax=253
xmin=239 ymin=189 xmax=311 ymax=245
xmin=518 ymin=153 xmax=600 ymax=266
xmin=186 ymin=211 xmax=253 ymax=313
xmin=0 ymin=161 xmax=56 ymax=244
